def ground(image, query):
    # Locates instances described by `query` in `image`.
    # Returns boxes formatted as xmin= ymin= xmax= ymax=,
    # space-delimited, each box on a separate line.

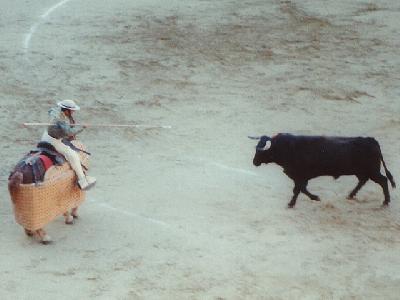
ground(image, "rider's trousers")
xmin=41 ymin=131 xmax=86 ymax=181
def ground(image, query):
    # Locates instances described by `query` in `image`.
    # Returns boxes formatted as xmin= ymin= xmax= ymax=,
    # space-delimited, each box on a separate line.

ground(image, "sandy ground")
xmin=1 ymin=0 xmax=400 ymax=299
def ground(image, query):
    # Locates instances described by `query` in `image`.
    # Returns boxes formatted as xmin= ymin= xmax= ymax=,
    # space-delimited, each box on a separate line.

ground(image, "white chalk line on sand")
xmin=87 ymin=158 xmax=257 ymax=227
xmin=23 ymin=0 xmax=73 ymax=54
xmin=89 ymin=199 xmax=170 ymax=227
xmin=181 ymin=156 xmax=258 ymax=177
xmin=210 ymin=162 xmax=257 ymax=176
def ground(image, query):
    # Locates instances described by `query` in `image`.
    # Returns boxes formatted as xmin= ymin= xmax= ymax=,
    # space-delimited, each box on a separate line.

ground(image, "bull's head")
xmin=249 ymin=135 xmax=272 ymax=166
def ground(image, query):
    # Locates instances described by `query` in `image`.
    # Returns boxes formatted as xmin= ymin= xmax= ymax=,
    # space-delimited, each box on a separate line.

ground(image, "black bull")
xmin=251 ymin=133 xmax=396 ymax=208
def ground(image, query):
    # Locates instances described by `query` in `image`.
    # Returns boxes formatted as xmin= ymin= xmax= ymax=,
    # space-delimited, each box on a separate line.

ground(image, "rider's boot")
xmin=78 ymin=176 xmax=96 ymax=190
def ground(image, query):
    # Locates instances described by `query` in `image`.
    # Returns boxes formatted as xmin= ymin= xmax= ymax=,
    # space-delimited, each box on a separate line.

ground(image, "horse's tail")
xmin=8 ymin=171 xmax=23 ymax=196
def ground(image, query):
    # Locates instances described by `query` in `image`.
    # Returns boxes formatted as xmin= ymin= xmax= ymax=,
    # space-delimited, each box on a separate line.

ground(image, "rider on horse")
xmin=41 ymin=99 xmax=96 ymax=190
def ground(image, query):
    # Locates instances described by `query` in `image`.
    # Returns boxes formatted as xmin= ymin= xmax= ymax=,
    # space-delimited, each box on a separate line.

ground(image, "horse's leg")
xmin=71 ymin=207 xmax=79 ymax=219
xmin=64 ymin=211 xmax=74 ymax=225
xmin=35 ymin=228 xmax=52 ymax=245
xmin=24 ymin=228 xmax=34 ymax=236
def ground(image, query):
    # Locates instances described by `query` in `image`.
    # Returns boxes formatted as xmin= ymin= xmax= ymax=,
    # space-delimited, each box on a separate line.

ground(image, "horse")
xmin=8 ymin=140 xmax=90 ymax=244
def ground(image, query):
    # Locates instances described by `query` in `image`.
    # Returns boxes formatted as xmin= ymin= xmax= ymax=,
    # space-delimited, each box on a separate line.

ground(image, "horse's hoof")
xmin=312 ymin=196 xmax=321 ymax=202
xmin=41 ymin=240 xmax=53 ymax=245
xmin=287 ymin=203 xmax=295 ymax=208
xmin=41 ymin=235 xmax=53 ymax=245
xmin=65 ymin=216 xmax=74 ymax=225
xmin=382 ymin=202 xmax=389 ymax=207
xmin=24 ymin=229 xmax=33 ymax=236
xmin=71 ymin=214 xmax=79 ymax=219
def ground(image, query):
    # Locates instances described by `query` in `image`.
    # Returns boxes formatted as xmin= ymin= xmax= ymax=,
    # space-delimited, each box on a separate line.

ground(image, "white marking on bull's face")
xmin=263 ymin=140 xmax=271 ymax=151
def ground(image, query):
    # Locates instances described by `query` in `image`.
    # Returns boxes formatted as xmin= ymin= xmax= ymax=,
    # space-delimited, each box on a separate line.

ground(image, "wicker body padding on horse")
xmin=10 ymin=140 xmax=89 ymax=231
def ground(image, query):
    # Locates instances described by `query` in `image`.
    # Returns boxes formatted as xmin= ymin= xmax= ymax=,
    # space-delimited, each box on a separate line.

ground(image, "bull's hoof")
xmin=311 ymin=196 xmax=321 ymax=202
xmin=287 ymin=203 xmax=295 ymax=208
xmin=347 ymin=195 xmax=355 ymax=200
xmin=382 ymin=201 xmax=390 ymax=207
xmin=71 ymin=214 xmax=79 ymax=219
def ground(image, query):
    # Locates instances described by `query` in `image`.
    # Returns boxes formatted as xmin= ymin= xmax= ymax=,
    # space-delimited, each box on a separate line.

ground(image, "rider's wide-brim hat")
xmin=57 ymin=99 xmax=80 ymax=111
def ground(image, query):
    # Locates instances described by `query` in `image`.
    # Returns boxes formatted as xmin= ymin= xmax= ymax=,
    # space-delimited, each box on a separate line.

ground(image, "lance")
xmin=22 ymin=122 xmax=172 ymax=129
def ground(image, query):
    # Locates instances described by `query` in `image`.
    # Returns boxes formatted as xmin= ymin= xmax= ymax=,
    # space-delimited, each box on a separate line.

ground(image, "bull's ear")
xmin=263 ymin=140 xmax=271 ymax=150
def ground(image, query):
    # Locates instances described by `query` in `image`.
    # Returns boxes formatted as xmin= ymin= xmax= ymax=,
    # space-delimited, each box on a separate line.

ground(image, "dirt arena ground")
xmin=1 ymin=0 xmax=399 ymax=299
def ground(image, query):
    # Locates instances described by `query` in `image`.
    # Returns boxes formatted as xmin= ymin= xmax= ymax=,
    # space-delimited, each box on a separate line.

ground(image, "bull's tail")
xmin=381 ymin=155 xmax=396 ymax=188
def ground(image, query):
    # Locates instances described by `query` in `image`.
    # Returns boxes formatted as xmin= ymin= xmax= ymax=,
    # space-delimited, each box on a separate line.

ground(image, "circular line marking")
xmin=23 ymin=0 xmax=73 ymax=54
xmin=90 ymin=200 xmax=170 ymax=227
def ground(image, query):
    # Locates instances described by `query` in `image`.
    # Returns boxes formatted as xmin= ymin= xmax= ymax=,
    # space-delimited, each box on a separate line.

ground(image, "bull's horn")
xmin=248 ymin=136 xmax=260 ymax=140
xmin=263 ymin=140 xmax=272 ymax=150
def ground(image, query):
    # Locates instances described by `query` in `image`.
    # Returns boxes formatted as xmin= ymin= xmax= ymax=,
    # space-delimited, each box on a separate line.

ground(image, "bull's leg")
xmin=370 ymin=173 xmax=390 ymax=206
xmin=71 ymin=207 xmax=79 ymax=219
xmin=300 ymin=181 xmax=320 ymax=201
xmin=35 ymin=229 xmax=52 ymax=245
xmin=64 ymin=211 xmax=74 ymax=225
xmin=288 ymin=181 xmax=302 ymax=208
xmin=347 ymin=176 xmax=368 ymax=199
